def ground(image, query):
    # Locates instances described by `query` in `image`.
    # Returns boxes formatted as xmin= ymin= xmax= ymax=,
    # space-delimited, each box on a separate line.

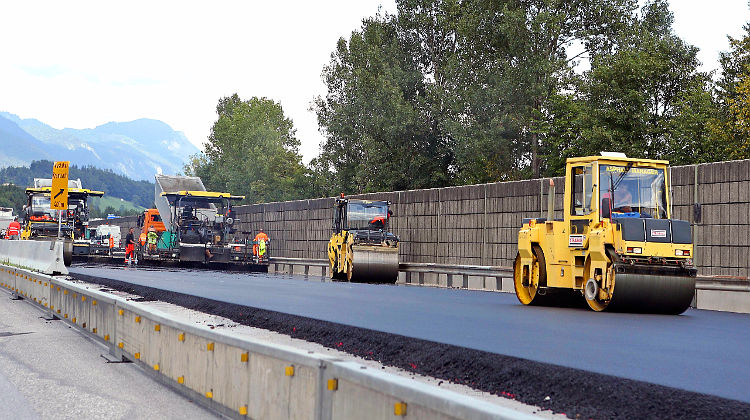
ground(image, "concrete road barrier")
xmin=0 ymin=239 xmax=68 ymax=275
xmin=0 ymin=264 xmax=537 ymax=420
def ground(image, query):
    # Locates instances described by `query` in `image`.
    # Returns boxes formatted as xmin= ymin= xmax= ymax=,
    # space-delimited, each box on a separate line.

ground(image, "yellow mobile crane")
xmin=514 ymin=153 xmax=696 ymax=314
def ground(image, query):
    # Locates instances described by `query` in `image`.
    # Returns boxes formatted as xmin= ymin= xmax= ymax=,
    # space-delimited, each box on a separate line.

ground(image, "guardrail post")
xmin=111 ymin=301 xmax=124 ymax=361
xmin=316 ymin=360 xmax=332 ymax=420
xmin=10 ymin=268 xmax=21 ymax=300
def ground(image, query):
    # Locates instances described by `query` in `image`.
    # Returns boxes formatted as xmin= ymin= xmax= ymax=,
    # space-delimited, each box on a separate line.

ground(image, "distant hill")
xmin=0 ymin=160 xmax=154 ymax=208
xmin=0 ymin=112 xmax=200 ymax=180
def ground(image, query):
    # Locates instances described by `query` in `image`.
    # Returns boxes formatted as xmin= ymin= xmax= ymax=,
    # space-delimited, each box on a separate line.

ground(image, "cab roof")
xmin=566 ymin=155 xmax=669 ymax=166
xmin=25 ymin=187 xmax=105 ymax=197
xmin=161 ymin=190 xmax=245 ymax=201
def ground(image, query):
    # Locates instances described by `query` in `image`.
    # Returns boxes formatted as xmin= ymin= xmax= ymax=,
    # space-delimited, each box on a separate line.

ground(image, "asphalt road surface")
xmin=70 ymin=264 xmax=750 ymax=403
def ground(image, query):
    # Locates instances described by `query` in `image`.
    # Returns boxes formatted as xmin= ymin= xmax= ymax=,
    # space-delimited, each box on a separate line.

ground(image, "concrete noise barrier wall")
xmin=0 ymin=239 xmax=68 ymax=275
xmin=0 ymin=265 xmax=536 ymax=420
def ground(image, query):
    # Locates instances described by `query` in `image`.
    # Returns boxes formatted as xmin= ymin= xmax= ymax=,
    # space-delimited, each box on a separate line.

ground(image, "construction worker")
xmin=124 ymin=227 xmax=136 ymax=264
xmin=146 ymin=226 xmax=158 ymax=254
xmin=6 ymin=217 xmax=20 ymax=240
xmin=253 ymin=229 xmax=270 ymax=261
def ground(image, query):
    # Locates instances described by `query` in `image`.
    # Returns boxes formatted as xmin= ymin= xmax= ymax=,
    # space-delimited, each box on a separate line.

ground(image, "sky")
xmin=0 ymin=1 xmax=748 ymax=164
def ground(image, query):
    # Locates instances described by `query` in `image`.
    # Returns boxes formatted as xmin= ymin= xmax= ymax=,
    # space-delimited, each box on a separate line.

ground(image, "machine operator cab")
xmin=333 ymin=198 xmax=396 ymax=243
xmin=161 ymin=191 xmax=244 ymax=245
xmin=23 ymin=186 xmax=104 ymax=240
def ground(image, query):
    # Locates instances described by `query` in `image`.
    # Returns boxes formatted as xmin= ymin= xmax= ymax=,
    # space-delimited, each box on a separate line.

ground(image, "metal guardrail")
xmin=269 ymin=257 xmax=750 ymax=294
xmin=0 ymin=264 xmax=536 ymax=420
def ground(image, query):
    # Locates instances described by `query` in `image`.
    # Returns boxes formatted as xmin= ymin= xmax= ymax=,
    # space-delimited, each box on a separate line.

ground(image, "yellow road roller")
xmin=514 ymin=153 xmax=696 ymax=314
xmin=327 ymin=196 xmax=399 ymax=282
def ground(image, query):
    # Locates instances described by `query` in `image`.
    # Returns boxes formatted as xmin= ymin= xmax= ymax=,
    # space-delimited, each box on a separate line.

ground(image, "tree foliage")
xmin=0 ymin=160 xmax=154 ymax=207
xmin=185 ymin=94 xmax=311 ymax=203
xmin=711 ymin=21 xmax=750 ymax=159
xmin=543 ymin=0 xmax=718 ymax=173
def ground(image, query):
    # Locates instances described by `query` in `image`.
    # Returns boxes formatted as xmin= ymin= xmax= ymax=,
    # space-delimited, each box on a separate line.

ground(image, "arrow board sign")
xmin=51 ymin=161 xmax=69 ymax=210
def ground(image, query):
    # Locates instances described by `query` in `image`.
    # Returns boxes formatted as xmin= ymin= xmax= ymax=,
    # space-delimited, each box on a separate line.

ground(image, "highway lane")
xmin=70 ymin=264 xmax=750 ymax=403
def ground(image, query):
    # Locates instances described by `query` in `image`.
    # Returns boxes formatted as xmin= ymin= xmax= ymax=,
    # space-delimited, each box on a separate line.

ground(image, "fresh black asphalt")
xmin=69 ymin=264 xmax=750 ymax=404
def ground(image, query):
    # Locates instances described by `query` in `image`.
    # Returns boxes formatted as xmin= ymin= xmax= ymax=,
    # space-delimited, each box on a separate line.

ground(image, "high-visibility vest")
xmin=7 ymin=222 xmax=20 ymax=236
xmin=258 ymin=239 xmax=266 ymax=256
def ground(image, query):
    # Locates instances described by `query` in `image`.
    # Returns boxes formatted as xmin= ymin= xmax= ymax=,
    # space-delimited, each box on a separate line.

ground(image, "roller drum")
xmin=63 ymin=240 xmax=73 ymax=267
xmin=607 ymin=270 xmax=696 ymax=314
xmin=349 ymin=245 xmax=399 ymax=283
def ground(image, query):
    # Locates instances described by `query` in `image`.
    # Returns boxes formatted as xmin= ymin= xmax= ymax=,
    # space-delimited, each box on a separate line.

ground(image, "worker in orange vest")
xmin=253 ymin=229 xmax=270 ymax=261
xmin=7 ymin=217 xmax=20 ymax=240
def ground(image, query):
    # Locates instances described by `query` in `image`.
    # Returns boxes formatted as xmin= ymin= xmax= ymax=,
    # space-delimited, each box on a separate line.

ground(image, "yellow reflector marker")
xmin=72 ymin=317 xmax=76 ymax=323
xmin=240 ymin=353 xmax=248 ymax=363
xmin=92 ymin=328 xmax=97 ymax=334
xmin=81 ymin=296 xmax=86 ymax=302
xmin=104 ymin=334 xmax=110 ymax=341
xmin=92 ymin=300 xmax=97 ymax=306
xmin=205 ymin=391 xmax=213 ymax=399
xmin=57 ymin=309 xmax=61 ymax=314
xmin=178 ymin=333 xmax=185 ymax=342
xmin=82 ymin=323 xmax=86 ymax=328
xmin=327 ymin=379 xmax=338 ymax=391
xmin=51 ymin=305 xmax=54 ymax=310
xmin=153 ymin=364 xmax=160 ymax=371
xmin=44 ymin=282 xmax=47 ymax=286
xmin=63 ymin=290 xmax=68 ymax=295
xmin=285 ymin=366 xmax=295 ymax=377
xmin=135 ymin=316 xmax=141 ymax=323
xmin=178 ymin=376 xmax=184 ymax=384
xmin=118 ymin=342 xmax=124 ymax=349
xmin=64 ymin=314 xmax=68 ymax=319
xmin=154 ymin=325 xmax=161 ymax=332
xmin=118 ymin=309 xmax=124 ymax=316
xmin=394 ymin=402 xmax=407 ymax=416
xmin=239 ymin=406 xmax=248 ymax=416
xmin=207 ymin=342 xmax=214 ymax=351
xmin=134 ymin=353 xmax=140 ymax=359
xmin=57 ymin=287 xmax=60 ymax=291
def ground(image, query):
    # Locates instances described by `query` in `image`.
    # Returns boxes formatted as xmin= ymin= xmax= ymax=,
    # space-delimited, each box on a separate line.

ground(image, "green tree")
xmin=315 ymin=0 xmax=638 ymax=189
xmin=185 ymin=94 xmax=309 ymax=203
xmin=543 ymin=0 xmax=718 ymax=174
xmin=315 ymin=14 xmax=453 ymax=193
xmin=712 ymin=20 xmax=750 ymax=159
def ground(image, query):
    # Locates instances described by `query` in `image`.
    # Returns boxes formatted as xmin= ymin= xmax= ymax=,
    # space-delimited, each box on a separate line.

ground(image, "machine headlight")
xmin=675 ymin=250 xmax=691 ymax=257
xmin=626 ymin=247 xmax=642 ymax=254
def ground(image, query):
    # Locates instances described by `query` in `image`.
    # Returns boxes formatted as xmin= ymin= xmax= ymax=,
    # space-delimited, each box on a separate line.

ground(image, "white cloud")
xmin=1 ymin=1 xmax=748 ymax=166
xmin=0 ymin=0 xmax=397 ymax=164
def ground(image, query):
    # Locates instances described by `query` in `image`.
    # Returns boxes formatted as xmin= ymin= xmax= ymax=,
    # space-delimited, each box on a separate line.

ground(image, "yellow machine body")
xmin=514 ymin=155 xmax=696 ymax=313
xmin=327 ymin=198 xmax=399 ymax=283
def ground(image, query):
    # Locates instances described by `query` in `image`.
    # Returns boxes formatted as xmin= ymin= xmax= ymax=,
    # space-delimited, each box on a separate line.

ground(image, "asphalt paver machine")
xmin=22 ymin=178 xmax=104 ymax=265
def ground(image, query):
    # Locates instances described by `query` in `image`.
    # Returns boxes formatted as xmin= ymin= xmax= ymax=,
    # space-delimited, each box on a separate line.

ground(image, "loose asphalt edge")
xmin=70 ymin=272 xmax=750 ymax=420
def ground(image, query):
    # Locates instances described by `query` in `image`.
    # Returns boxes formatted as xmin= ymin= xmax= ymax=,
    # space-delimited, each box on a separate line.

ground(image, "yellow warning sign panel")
xmin=51 ymin=161 xmax=69 ymax=210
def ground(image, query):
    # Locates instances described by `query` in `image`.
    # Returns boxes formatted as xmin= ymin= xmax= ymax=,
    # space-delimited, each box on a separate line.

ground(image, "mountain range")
xmin=0 ymin=112 xmax=200 ymax=181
